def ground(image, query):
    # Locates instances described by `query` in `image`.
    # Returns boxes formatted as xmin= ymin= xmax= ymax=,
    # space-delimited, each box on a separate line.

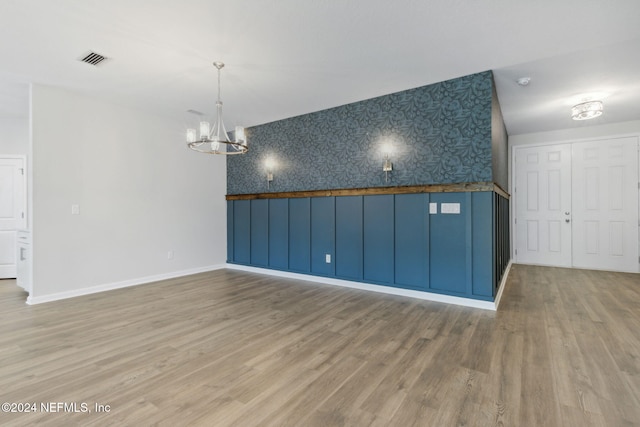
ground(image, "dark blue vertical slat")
xmin=227 ymin=200 xmax=234 ymax=263
xmin=335 ymin=196 xmax=363 ymax=281
xmin=233 ymin=199 xmax=251 ymax=264
xmin=494 ymin=194 xmax=510 ymax=293
xmin=363 ymin=195 xmax=394 ymax=284
xmin=429 ymin=193 xmax=467 ymax=294
xmin=465 ymin=192 xmax=473 ymax=295
xmin=250 ymin=199 xmax=269 ymax=267
xmin=395 ymin=193 xmax=427 ymax=290
xmin=493 ymin=193 xmax=498 ymax=291
xmin=289 ymin=198 xmax=311 ymax=273
xmin=311 ymin=197 xmax=335 ymax=276
xmin=269 ymin=198 xmax=289 ymax=269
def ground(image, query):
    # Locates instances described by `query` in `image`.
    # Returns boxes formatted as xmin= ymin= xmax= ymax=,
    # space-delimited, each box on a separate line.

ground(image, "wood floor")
xmin=0 ymin=265 xmax=639 ymax=426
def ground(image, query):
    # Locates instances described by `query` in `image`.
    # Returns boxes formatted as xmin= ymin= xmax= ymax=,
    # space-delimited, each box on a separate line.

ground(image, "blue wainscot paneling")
xmin=288 ymin=198 xmax=311 ymax=273
xmin=472 ymin=192 xmax=494 ymax=297
xmin=429 ymin=193 xmax=471 ymax=295
xmin=250 ymin=199 xmax=269 ymax=267
xmin=232 ymin=199 xmax=251 ymax=264
xmin=226 ymin=200 xmax=234 ymax=263
xmin=311 ymin=197 xmax=335 ymax=276
xmin=228 ymin=191 xmax=501 ymax=302
xmin=335 ymin=196 xmax=363 ymax=281
xmin=394 ymin=193 xmax=428 ymax=290
xmin=268 ymin=198 xmax=289 ymax=269
xmin=363 ymin=195 xmax=394 ymax=285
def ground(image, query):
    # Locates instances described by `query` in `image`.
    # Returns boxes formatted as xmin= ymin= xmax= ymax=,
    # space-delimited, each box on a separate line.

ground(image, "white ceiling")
xmin=1 ymin=0 xmax=639 ymax=136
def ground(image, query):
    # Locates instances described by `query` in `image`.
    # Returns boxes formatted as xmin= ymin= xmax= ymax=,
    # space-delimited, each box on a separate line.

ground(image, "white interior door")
xmin=515 ymin=144 xmax=573 ymax=267
xmin=0 ymin=157 xmax=26 ymax=278
xmin=515 ymin=138 xmax=640 ymax=273
xmin=572 ymin=137 xmax=639 ymax=272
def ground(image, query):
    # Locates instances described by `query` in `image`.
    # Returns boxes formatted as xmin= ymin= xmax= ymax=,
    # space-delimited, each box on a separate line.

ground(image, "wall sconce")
xmin=383 ymin=154 xmax=393 ymax=183
xmin=381 ymin=143 xmax=393 ymax=183
xmin=265 ymin=158 xmax=275 ymax=189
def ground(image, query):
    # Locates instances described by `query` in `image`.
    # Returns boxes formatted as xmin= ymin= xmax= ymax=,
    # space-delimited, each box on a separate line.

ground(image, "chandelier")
xmin=571 ymin=100 xmax=603 ymax=121
xmin=186 ymin=61 xmax=248 ymax=154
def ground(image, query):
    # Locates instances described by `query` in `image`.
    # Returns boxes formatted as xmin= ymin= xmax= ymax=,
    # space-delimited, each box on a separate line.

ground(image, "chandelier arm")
xmin=217 ymin=65 xmax=222 ymax=104
xmin=187 ymin=139 xmax=248 ymax=155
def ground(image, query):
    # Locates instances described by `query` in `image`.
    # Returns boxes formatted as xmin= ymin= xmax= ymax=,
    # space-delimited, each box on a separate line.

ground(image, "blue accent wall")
xmin=226 ymin=70 xmax=511 ymax=303
xmin=227 ymin=193 xmax=503 ymax=301
xmin=228 ymin=71 xmax=498 ymax=195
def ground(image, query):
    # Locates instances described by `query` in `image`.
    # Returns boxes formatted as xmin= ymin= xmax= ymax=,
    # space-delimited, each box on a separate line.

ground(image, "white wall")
xmin=30 ymin=84 xmax=227 ymax=301
xmin=0 ymin=117 xmax=29 ymax=155
xmin=509 ymin=119 xmax=640 ymax=147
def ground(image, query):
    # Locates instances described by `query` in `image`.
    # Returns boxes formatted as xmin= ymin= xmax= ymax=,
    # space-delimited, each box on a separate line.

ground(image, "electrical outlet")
xmin=167 ymin=251 xmax=174 ymax=260
xmin=325 ymin=254 xmax=331 ymax=263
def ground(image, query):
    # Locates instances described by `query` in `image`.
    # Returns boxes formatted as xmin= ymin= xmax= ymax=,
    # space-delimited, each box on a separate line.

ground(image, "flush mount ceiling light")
xmin=186 ymin=61 xmax=247 ymax=155
xmin=571 ymin=100 xmax=603 ymax=121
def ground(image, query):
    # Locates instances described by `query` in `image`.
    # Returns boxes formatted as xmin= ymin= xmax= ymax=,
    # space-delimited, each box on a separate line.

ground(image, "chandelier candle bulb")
xmin=199 ymin=121 xmax=210 ymax=140
xmin=186 ymin=129 xmax=196 ymax=143
xmin=235 ymin=126 xmax=245 ymax=144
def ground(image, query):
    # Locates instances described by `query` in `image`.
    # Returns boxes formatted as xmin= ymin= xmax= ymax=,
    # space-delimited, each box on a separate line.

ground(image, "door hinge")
xmin=515 ymin=249 xmax=518 ymax=255
xmin=19 ymin=168 xmax=24 ymax=175
xmin=21 ymin=212 xmax=24 ymax=219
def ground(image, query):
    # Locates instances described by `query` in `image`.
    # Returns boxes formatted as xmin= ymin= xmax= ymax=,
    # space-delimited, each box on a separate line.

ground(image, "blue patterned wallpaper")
xmin=227 ymin=71 xmax=495 ymax=195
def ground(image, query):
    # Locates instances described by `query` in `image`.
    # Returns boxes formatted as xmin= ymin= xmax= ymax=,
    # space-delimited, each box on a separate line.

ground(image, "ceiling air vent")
xmin=79 ymin=51 xmax=108 ymax=66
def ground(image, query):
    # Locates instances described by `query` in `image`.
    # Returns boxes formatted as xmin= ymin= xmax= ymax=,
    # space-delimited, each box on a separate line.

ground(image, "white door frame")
xmin=511 ymin=134 xmax=640 ymax=273
xmin=0 ymin=155 xmax=27 ymax=278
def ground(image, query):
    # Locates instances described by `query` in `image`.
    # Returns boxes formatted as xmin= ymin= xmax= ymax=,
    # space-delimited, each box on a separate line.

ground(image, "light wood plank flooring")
xmin=0 ymin=265 xmax=639 ymax=426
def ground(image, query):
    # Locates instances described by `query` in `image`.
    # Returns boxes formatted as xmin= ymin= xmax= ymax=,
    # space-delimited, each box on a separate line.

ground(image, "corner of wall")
xmin=491 ymin=72 xmax=509 ymax=192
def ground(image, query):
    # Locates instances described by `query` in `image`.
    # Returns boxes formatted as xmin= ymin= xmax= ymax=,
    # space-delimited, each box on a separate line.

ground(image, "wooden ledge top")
xmin=227 ymin=182 xmax=510 ymax=200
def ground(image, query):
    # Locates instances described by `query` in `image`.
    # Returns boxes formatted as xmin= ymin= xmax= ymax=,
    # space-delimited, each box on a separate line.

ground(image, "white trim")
xmin=226 ymin=264 xmax=503 ymax=311
xmin=493 ymin=260 xmax=512 ymax=309
xmin=26 ymin=264 xmax=226 ymax=305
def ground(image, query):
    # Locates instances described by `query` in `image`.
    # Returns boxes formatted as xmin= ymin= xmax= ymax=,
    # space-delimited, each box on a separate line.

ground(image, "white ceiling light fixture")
xmin=186 ymin=61 xmax=248 ymax=155
xmin=571 ymin=100 xmax=603 ymax=121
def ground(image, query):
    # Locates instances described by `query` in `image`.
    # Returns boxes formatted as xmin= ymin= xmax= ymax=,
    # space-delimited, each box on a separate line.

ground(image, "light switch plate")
xmin=429 ymin=203 xmax=438 ymax=214
xmin=71 ymin=204 xmax=80 ymax=215
xmin=441 ymin=203 xmax=461 ymax=214
xmin=325 ymin=254 xmax=331 ymax=263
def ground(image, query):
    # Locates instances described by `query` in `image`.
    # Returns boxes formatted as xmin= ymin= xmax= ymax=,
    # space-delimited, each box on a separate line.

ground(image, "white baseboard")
xmin=493 ymin=260 xmax=513 ymax=309
xmin=226 ymin=264 xmax=506 ymax=311
xmin=26 ymin=264 xmax=226 ymax=305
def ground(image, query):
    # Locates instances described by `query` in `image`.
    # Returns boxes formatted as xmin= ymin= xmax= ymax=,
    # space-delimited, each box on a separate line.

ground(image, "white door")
xmin=0 ymin=157 xmax=26 ymax=278
xmin=515 ymin=144 xmax=573 ymax=267
xmin=572 ymin=137 xmax=639 ymax=272
xmin=514 ymin=138 xmax=640 ymax=273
